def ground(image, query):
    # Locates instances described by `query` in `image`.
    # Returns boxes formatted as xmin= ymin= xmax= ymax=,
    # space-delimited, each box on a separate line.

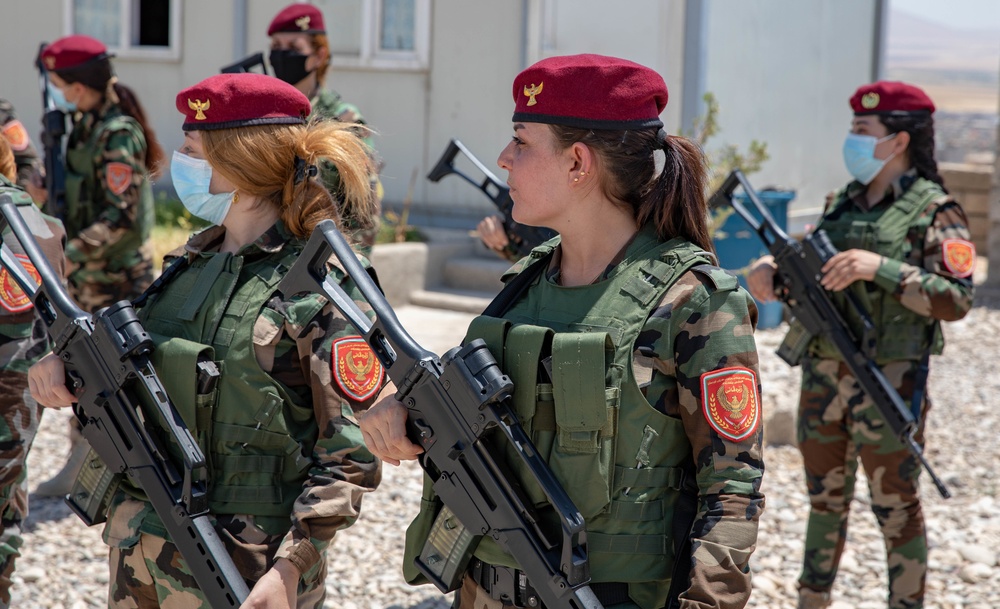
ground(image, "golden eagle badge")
xmin=333 ymin=336 xmax=384 ymax=401
xmin=0 ymin=254 xmax=40 ymax=313
xmin=188 ymin=98 xmax=210 ymax=121
xmin=941 ymin=238 xmax=976 ymax=278
xmin=861 ymin=92 xmax=880 ymax=110
xmin=701 ymin=367 xmax=759 ymax=442
xmin=296 ymin=15 xmax=311 ymax=30
xmin=523 ymin=82 xmax=543 ymax=106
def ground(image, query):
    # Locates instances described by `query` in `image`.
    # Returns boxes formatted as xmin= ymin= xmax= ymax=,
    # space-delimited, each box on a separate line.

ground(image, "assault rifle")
xmin=428 ymin=139 xmax=557 ymax=257
xmin=709 ymin=170 xmax=951 ymax=498
xmin=220 ymin=52 xmax=269 ymax=75
xmin=35 ymin=43 xmax=68 ymax=222
xmin=0 ymin=196 xmax=249 ymax=607
xmin=278 ymin=220 xmax=602 ymax=609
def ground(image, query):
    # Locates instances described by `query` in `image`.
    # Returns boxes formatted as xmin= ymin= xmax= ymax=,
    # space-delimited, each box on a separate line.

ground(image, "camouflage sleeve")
xmin=263 ymin=270 xmax=382 ymax=575
xmin=871 ymin=199 xmax=975 ymax=321
xmin=0 ymin=99 xmax=42 ymax=189
xmin=642 ymin=269 xmax=765 ymax=608
xmin=67 ymin=127 xmax=147 ymax=263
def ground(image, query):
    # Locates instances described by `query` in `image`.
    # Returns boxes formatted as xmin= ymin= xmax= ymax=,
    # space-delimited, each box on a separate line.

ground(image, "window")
xmin=318 ymin=0 xmax=429 ymax=70
xmin=65 ymin=0 xmax=182 ymax=61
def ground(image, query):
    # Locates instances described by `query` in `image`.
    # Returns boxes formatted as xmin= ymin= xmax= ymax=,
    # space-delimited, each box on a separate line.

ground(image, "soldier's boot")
xmin=797 ymin=588 xmax=832 ymax=609
xmin=34 ymin=424 xmax=88 ymax=497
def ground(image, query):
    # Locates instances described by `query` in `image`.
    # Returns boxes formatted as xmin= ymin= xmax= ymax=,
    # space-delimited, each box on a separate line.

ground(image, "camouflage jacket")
xmin=0 ymin=99 xmax=42 ymax=189
xmin=826 ymin=170 xmax=975 ymax=322
xmin=103 ymin=221 xmax=382 ymax=579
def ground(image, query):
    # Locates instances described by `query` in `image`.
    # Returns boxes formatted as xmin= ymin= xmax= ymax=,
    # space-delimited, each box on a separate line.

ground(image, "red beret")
xmin=512 ymin=54 xmax=668 ymax=130
xmin=176 ymin=73 xmax=311 ymax=131
xmin=268 ymin=3 xmax=325 ymax=35
xmin=41 ymin=35 xmax=110 ymax=72
xmin=850 ymin=81 xmax=935 ymax=116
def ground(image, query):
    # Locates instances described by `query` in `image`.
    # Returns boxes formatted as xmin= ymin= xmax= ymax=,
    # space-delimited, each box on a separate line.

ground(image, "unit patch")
xmin=700 ymin=366 xmax=760 ymax=442
xmin=941 ymin=238 xmax=975 ymax=278
xmin=106 ymin=162 xmax=133 ymax=195
xmin=0 ymin=254 xmax=40 ymax=313
xmin=333 ymin=336 xmax=384 ymax=401
xmin=1 ymin=120 xmax=29 ymax=151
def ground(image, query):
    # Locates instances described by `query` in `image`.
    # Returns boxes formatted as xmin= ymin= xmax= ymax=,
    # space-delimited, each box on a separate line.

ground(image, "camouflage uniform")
xmin=404 ymin=226 xmax=765 ymax=609
xmin=797 ymin=171 xmax=975 ymax=609
xmin=103 ymin=221 xmax=382 ymax=608
xmin=0 ymin=176 xmax=65 ymax=606
xmin=0 ymin=100 xmax=42 ymax=190
xmin=311 ymin=89 xmax=382 ymax=256
xmin=62 ymin=98 xmax=154 ymax=313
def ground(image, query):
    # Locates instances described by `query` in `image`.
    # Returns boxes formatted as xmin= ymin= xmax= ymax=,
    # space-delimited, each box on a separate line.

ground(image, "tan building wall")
xmin=940 ymin=162 xmax=992 ymax=256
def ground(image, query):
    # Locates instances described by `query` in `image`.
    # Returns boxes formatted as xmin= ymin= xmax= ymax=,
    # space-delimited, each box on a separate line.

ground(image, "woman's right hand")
xmin=477 ymin=215 xmax=510 ymax=253
xmin=357 ymin=394 xmax=424 ymax=466
xmin=27 ymin=353 xmax=77 ymax=408
xmin=746 ymin=255 xmax=779 ymax=303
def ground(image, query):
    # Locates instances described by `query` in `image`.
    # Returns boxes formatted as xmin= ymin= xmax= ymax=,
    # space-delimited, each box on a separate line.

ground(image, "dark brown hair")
xmin=880 ymin=113 xmax=947 ymax=192
xmin=55 ymin=58 xmax=165 ymax=177
xmin=549 ymin=125 xmax=714 ymax=252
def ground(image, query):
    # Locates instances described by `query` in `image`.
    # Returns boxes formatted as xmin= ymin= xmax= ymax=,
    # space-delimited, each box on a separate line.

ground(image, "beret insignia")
xmin=523 ymin=82 xmax=543 ymax=107
xmin=861 ymin=92 xmax=880 ymax=109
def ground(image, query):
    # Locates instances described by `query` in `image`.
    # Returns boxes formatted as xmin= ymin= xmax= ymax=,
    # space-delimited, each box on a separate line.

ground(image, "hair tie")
xmin=293 ymin=155 xmax=319 ymax=185
xmin=656 ymin=128 xmax=668 ymax=148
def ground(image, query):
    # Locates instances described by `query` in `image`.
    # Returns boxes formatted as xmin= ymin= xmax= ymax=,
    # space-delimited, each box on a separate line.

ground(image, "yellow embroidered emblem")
xmin=45 ymin=56 xmax=56 ymax=70
xmin=188 ymin=98 xmax=210 ymax=121
xmin=523 ymin=82 xmax=544 ymax=106
xmin=861 ymin=92 xmax=880 ymax=110
xmin=296 ymin=15 xmax=311 ymax=30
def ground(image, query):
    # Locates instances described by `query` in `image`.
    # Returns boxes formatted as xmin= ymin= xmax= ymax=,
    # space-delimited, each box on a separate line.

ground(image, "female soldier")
xmin=28 ymin=73 xmax=383 ymax=608
xmin=361 ymin=54 xmax=765 ymax=609
xmin=32 ymin=34 xmax=164 ymax=496
xmin=0 ymin=135 xmax=65 ymax=606
xmin=747 ymin=82 xmax=975 ymax=609
xmin=268 ymin=2 xmax=382 ymax=256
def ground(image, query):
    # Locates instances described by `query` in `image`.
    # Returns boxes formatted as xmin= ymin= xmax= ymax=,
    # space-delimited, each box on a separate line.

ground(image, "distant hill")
xmin=886 ymin=9 xmax=999 ymax=112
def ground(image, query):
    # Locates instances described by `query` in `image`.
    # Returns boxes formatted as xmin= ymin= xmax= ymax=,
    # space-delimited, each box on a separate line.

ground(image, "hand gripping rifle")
xmin=35 ymin=43 xmax=68 ymax=222
xmin=428 ymin=139 xmax=557 ymax=257
xmin=0 ymin=195 xmax=250 ymax=606
xmin=709 ymin=170 xmax=951 ymax=498
xmin=278 ymin=220 xmax=603 ymax=609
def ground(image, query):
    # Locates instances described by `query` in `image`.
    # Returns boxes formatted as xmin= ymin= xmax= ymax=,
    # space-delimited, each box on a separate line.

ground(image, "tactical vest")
xmin=135 ymin=241 xmax=319 ymax=532
xmin=405 ymin=229 xmax=712 ymax=609
xmin=65 ymin=108 xmax=153 ymax=272
xmin=808 ymin=177 xmax=946 ymax=363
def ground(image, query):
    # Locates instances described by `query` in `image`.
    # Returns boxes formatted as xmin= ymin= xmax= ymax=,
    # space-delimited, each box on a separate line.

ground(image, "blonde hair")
xmin=0 ymin=138 xmax=15 ymax=182
xmin=200 ymin=118 xmax=375 ymax=239
xmin=311 ymin=34 xmax=331 ymax=87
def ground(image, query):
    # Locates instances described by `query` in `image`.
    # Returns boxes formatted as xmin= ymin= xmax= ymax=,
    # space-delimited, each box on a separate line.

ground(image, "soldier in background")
xmin=28 ymin=35 xmax=164 ymax=497
xmin=359 ymin=54 xmax=765 ymax=609
xmin=748 ymin=82 xmax=975 ymax=609
xmin=0 ymin=135 xmax=66 ymax=607
xmin=268 ymin=2 xmax=384 ymax=257
xmin=0 ymin=99 xmax=43 ymax=190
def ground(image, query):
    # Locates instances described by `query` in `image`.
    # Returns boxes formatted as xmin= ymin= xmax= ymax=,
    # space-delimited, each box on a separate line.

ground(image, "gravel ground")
xmin=12 ymin=298 xmax=1000 ymax=608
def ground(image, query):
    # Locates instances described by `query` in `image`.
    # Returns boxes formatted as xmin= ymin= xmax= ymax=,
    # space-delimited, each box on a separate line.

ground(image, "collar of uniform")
xmin=75 ymin=98 xmax=121 ymax=137
xmin=545 ymin=222 xmax=653 ymax=284
xmin=183 ymin=219 xmax=295 ymax=259
xmin=843 ymin=167 xmax=919 ymax=211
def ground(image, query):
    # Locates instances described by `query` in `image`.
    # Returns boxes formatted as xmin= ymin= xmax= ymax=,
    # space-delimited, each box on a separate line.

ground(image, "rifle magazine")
xmin=776 ymin=319 xmax=813 ymax=367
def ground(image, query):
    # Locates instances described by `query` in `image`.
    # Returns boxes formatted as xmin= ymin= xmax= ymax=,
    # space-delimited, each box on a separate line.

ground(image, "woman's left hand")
xmin=820 ymin=249 xmax=883 ymax=291
xmin=240 ymin=558 xmax=299 ymax=609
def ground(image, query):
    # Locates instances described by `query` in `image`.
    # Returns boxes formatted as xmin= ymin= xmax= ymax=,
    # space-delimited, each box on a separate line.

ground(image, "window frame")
xmin=63 ymin=0 xmax=183 ymax=62
xmin=329 ymin=0 xmax=430 ymax=71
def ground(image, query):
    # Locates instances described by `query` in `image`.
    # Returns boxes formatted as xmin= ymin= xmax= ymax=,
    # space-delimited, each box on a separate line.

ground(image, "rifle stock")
xmin=427 ymin=139 xmax=556 ymax=257
xmin=35 ymin=43 xmax=68 ymax=222
xmin=278 ymin=220 xmax=602 ymax=609
xmin=220 ymin=52 xmax=269 ymax=75
xmin=0 ymin=195 xmax=249 ymax=606
xmin=710 ymin=170 xmax=951 ymax=498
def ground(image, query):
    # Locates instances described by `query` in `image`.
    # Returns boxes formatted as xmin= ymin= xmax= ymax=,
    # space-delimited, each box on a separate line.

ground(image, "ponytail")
xmin=113 ymin=82 xmax=165 ymax=178
xmin=882 ymin=114 xmax=947 ymax=193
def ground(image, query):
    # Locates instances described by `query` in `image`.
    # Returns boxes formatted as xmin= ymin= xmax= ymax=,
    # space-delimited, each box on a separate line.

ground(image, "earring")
xmin=573 ymin=177 xmax=580 ymax=183
xmin=579 ymin=170 xmax=587 ymax=176
xmin=232 ymin=192 xmax=240 ymax=204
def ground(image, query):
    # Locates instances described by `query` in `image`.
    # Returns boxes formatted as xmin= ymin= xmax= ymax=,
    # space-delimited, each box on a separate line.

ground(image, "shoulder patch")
xmin=691 ymin=264 xmax=738 ymax=291
xmin=941 ymin=238 xmax=975 ymax=278
xmin=332 ymin=336 xmax=384 ymax=401
xmin=700 ymin=366 xmax=760 ymax=442
xmin=1 ymin=120 xmax=29 ymax=151
xmin=0 ymin=254 xmax=40 ymax=313
xmin=106 ymin=162 xmax=133 ymax=195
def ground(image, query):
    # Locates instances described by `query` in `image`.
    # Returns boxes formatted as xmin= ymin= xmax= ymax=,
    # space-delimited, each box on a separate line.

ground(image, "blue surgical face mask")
xmin=842 ymin=132 xmax=897 ymax=185
xmin=48 ymin=84 xmax=76 ymax=113
xmin=170 ymin=150 xmax=234 ymax=226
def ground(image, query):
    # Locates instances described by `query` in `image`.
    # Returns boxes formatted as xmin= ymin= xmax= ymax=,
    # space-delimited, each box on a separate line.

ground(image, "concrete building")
xmin=0 ymin=0 xmax=885 ymax=233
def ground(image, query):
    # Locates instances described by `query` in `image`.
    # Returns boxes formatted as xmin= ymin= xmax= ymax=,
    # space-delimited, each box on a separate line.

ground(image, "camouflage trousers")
xmin=454 ymin=574 xmax=640 ymax=609
xmin=797 ymin=357 xmax=928 ymax=609
xmin=0 ymin=370 xmax=44 ymax=608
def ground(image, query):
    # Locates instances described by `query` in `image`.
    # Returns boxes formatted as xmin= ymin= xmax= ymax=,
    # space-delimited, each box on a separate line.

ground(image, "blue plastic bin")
xmin=712 ymin=189 xmax=796 ymax=329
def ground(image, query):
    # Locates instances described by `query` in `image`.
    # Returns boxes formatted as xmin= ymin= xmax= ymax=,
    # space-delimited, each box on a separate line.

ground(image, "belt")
xmin=469 ymin=559 xmax=631 ymax=607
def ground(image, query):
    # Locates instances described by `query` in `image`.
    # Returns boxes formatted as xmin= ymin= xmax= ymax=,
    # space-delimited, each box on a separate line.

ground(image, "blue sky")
xmin=893 ymin=0 xmax=1000 ymax=30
